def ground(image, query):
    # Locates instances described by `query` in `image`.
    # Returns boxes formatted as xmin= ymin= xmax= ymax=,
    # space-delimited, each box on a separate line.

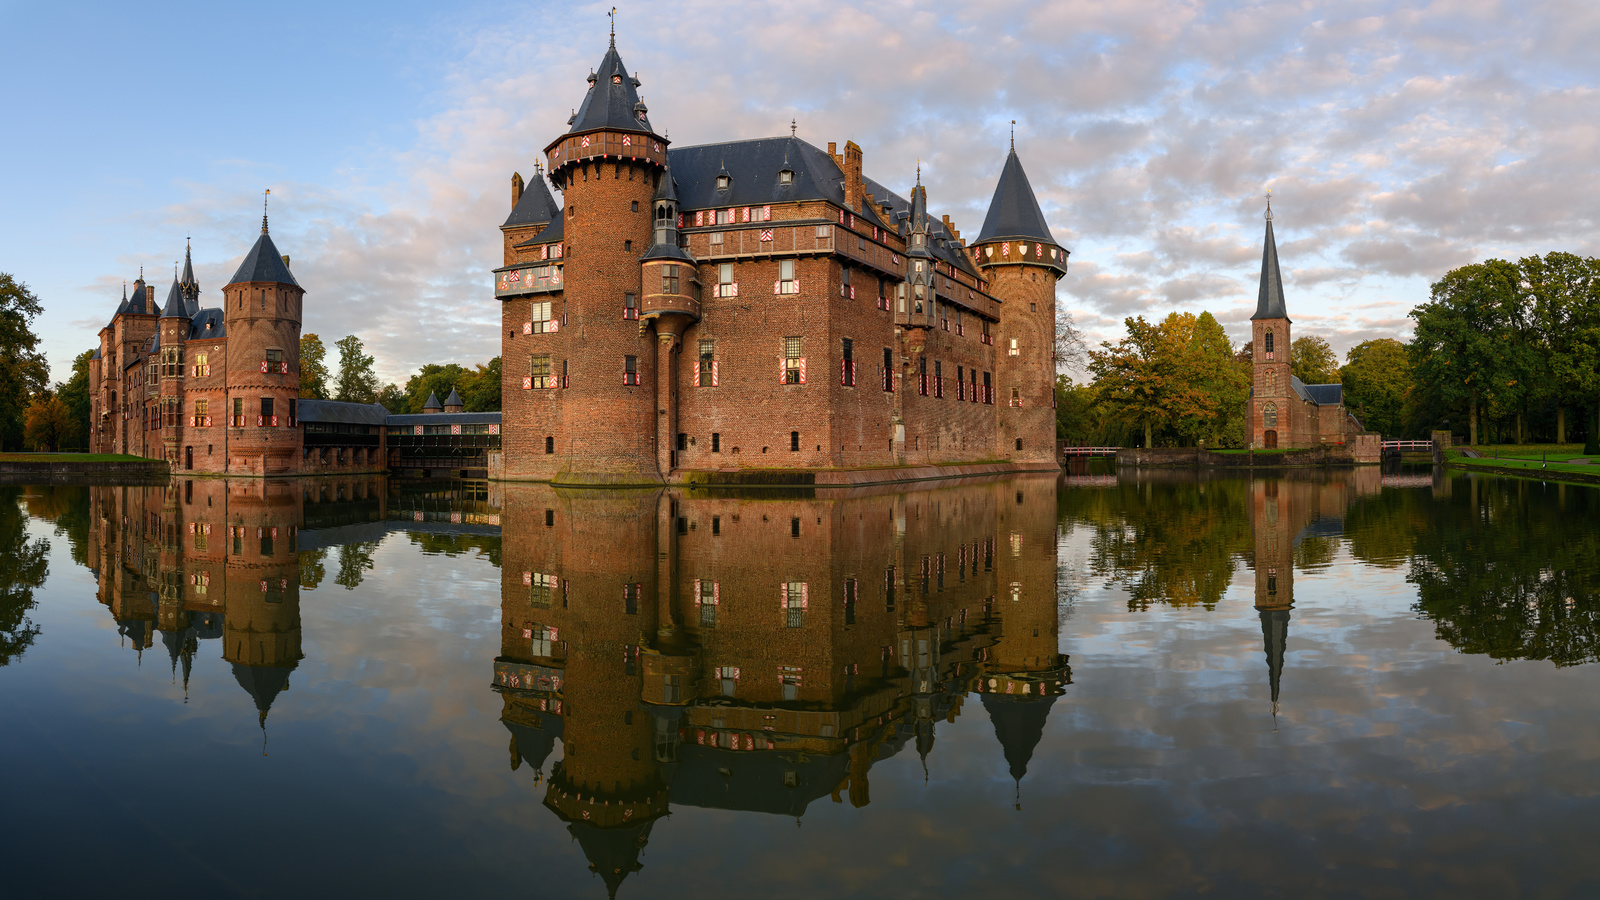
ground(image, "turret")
xmin=221 ymin=200 xmax=304 ymax=475
xmin=902 ymin=170 xmax=936 ymax=329
xmin=973 ymin=145 xmax=1067 ymax=462
xmin=443 ymin=387 xmax=464 ymax=413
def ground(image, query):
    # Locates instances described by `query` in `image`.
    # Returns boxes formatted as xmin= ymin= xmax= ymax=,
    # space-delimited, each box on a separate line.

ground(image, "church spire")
xmin=1251 ymin=196 xmax=1290 ymax=321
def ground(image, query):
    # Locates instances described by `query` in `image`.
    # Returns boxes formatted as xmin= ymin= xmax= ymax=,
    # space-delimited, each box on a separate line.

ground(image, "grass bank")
xmin=1444 ymin=446 xmax=1600 ymax=487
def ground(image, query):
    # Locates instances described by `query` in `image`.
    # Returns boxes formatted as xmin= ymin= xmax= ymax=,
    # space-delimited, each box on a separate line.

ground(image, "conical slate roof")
xmin=503 ymin=172 xmax=561 ymax=228
xmin=422 ymin=392 xmax=442 ymax=411
xmin=161 ymin=276 xmax=185 ymax=318
xmin=981 ymin=692 xmax=1058 ymax=783
xmin=566 ymin=41 xmax=654 ymax=137
xmin=226 ymin=224 xmax=300 ymax=287
xmin=443 ymin=387 xmax=463 ymax=407
xmin=975 ymin=149 xmax=1055 ymax=244
xmin=1252 ymin=207 xmax=1289 ymax=321
xmin=1260 ymin=608 xmax=1290 ymax=707
xmin=567 ymin=819 xmax=656 ymax=899
xmin=231 ymin=663 xmax=293 ymax=723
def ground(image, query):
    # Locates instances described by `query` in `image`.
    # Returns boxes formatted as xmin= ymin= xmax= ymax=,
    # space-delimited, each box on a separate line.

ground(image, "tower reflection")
xmin=494 ymin=476 xmax=1067 ymax=893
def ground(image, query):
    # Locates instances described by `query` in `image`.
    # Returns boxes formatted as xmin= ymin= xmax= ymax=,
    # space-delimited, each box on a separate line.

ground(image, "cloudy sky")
xmin=4 ymin=0 xmax=1597 ymax=385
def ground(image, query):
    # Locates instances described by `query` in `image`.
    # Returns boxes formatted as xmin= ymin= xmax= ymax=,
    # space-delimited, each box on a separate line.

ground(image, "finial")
xmin=1010 ymin=120 xmax=1016 ymax=150
xmin=609 ymin=6 xmax=616 ymax=46
xmin=916 ymin=158 xmax=921 ymax=185
xmin=791 ymin=118 xmax=796 ymax=137
xmin=1265 ymin=189 xmax=1273 ymax=222
xmin=263 ymin=188 xmax=271 ymax=233
xmin=122 ymin=281 xmax=126 ymax=299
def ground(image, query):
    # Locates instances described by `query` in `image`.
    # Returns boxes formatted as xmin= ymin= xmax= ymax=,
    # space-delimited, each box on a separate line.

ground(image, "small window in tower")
xmin=710 ymin=230 xmax=724 ymax=246
xmin=1263 ymin=402 xmax=1278 ymax=427
xmin=779 ymin=169 xmax=793 ymax=184
xmin=545 ymin=435 xmax=555 ymax=454
xmin=624 ymin=239 xmax=633 ymax=252
xmin=613 ymin=74 xmax=622 ymax=84
xmin=1264 ymin=330 xmax=1275 ymax=354
xmin=716 ymin=263 xmax=734 ymax=297
xmin=531 ymin=300 xmax=553 ymax=332
xmin=934 ymin=360 xmax=943 ymax=398
xmin=842 ymin=338 xmax=855 ymax=386
xmin=711 ymin=433 xmax=720 ymax=453
xmin=662 ymin=265 xmax=680 ymax=295
xmin=631 ymin=200 xmax=639 ymax=212
xmin=784 ymin=336 xmax=803 ymax=384
xmin=779 ymin=259 xmax=796 ymax=294
xmin=624 ymin=355 xmax=640 ymax=386
xmin=716 ymin=175 xmax=730 ymax=190
xmin=1009 ymin=337 xmax=1019 ymax=357
xmin=698 ymin=340 xmax=716 ymax=386
xmin=530 ymin=355 xmax=551 ymax=389
xmin=623 ymin=293 xmax=637 ymax=320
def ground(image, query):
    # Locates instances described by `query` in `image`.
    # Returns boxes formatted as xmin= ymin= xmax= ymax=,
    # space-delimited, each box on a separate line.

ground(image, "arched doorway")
xmin=1264 ymin=430 xmax=1278 ymax=449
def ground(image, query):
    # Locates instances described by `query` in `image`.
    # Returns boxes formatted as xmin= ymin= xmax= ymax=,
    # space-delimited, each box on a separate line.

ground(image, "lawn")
xmin=1460 ymin=443 xmax=1588 ymax=459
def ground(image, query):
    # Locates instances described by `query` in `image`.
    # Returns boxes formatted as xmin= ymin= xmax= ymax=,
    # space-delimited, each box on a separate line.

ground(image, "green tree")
xmin=1410 ymin=260 xmax=1522 ymax=445
xmin=1290 ymin=335 xmax=1341 ymax=385
xmin=0 ymin=274 xmax=48 ymax=451
xmin=1521 ymin=252 xmax=1600 ymax=451
xmin=461 ymin=357 xmax=502 ymax=412
xmin=1172 ymin=311 xmax=1250 ymax=448
xmin=300 ymin=333 xmax=330 ymax=399
xmin=1088 ymin=316 xmax=1173 ymax=448
xmin=334 ymin=335 xmax=380 ymax=404
xmin=375 ymin=382 xmax=406 ymax=413
xmin=1087 ymin=312 xmax=1247 ymax=447
xmin=1341 ymin=339 xmax=1412 ymax=438
xmin=56 ymin=350 xmax=93 ymax=450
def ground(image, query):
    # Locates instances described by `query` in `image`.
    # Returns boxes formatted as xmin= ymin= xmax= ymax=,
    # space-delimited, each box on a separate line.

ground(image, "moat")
xmin=1 ymin=468 xmax=1596 ymax=898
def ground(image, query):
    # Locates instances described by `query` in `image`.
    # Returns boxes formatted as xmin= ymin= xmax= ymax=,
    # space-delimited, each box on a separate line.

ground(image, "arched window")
xmin=1264 ymin=330 xmax=1275 ymax=354
xmin=1263 ymin=402 xmax=1278 ymax=427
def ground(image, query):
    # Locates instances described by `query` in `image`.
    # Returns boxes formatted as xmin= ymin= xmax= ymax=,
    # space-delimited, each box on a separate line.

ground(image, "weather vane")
xmin=1265 ymin=189 xmax=1273 ymax=220
xmin=608 ymin=6 xmax=617 ymax=42
xmin=1010 ymin=119 xmax=1016 ymax=149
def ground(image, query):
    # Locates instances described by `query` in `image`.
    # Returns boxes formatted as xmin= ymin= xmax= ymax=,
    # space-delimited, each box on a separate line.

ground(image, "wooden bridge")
xmin=1381 ymin=440 xmax=1433 ymax=451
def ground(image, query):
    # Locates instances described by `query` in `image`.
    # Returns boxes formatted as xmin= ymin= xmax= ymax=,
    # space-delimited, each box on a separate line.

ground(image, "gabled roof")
xmin=975 ymin=149 xmax=1056 ymax=244
xmin=1252 ymin=209 xmax=1288 ymax=321
xmin=503 ymin=174 xmax=561 ymax=228
xmin=1303 ymin=382 xmax=1343 ymax=406
xmin=565 ymin=41 xmax=654 ymax=138
xmin=226 ymin=227 xmax=299 ymax=287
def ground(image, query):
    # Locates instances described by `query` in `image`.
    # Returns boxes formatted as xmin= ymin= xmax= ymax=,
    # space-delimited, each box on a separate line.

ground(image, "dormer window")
xmin=612 ymin=75 xmax=622 ymax=84
xmin=779 ymin=169 xmax=794 ymax=185
xmin=716 ymin=175 xmax=731 ymax=190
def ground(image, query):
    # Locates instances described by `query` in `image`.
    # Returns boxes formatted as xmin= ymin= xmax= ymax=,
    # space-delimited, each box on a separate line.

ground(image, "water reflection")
xmin=494 ymin=477 xmax=1066 ymax=893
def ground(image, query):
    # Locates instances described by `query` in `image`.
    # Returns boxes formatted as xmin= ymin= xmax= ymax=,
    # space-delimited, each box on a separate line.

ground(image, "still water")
xmin=1 ymin=469 xmax=1597 ymax=898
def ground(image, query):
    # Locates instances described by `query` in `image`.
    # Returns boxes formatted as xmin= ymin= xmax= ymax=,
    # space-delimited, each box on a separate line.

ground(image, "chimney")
xmin=512 ymin=171 xmax=525 ymax=208
xmin=282 ymin=255 xmax=291 ymax=269
xmin=145 ymin=285 xmax=155 ymax=313
xmin=843 ymin=141 xmax=864 ymax=213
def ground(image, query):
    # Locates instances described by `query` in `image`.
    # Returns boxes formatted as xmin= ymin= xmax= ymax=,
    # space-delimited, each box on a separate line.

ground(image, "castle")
xmin=493 ymin=35 xmax=1067 ymax=483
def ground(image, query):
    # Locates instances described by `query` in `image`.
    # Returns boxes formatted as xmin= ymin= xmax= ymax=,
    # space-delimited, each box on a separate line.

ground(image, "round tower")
xmin=222 ymin=205 xmax=303 ymax=475
xmin=972 ymin=146 xmax=1068 ymax=464
xmin=536 ymin=36 xmax=670 ymax=483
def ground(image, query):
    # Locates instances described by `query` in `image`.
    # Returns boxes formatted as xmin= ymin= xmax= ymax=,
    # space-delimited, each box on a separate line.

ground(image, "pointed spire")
xmin=1251 ymin=196 xmax=1290 ymax=321
xmin=227 ymin=211 xmax=299 ymax=288
xmin=422 ymin=391 xmax=442 ymax=412
xmin=562 ymin=38 xmax=655 ymax=137
xmin=262 ymin=188 xmax=271 ymax=234
xmin=1260 ymin=608 xmax=1290 ymax=716
xmin=504 ymin=171 xmax=560 ymax=228
xmin=976 ymin=148 xmax=1056 ymax=244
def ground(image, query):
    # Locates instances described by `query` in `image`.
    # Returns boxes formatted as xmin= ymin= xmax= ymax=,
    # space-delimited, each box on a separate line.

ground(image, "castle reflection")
xmin=494 ymin=476 xmax=1067 ymax=894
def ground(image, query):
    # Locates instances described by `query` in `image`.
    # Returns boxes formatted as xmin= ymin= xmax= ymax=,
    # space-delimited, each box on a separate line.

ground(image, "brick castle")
xmin=493 ymin=35 xmax=1067 ymax=483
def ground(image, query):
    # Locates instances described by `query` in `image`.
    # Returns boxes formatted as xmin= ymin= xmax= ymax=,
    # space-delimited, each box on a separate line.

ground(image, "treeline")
xmin=1058 ymin=251 xmax=1600 ymax=451
xmin=1 ymin=274 xmax=91 ymax=452
xmin=298 ymin=333 xmax=501 ymax=414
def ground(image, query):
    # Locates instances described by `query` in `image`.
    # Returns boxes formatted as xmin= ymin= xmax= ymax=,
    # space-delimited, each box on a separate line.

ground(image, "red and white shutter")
xmin=798 ymin=358 xmax=807 ymax=384
xmin=712 ymin=360 xmax=719 ymax=386
xmin=779 ymin=358 xmax=787 ymax=384
xmin=693 ymin=365 xmax=701 ymax=387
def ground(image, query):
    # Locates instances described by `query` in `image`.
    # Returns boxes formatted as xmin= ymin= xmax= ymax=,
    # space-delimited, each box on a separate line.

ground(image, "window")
xmin=529 ymin=625 xmax=555 ymax=657
xmin=840 ymin=266 xmax=853 ymax=300
xmin=545 ymin=435 xmax=555 ymax=453
xmin=717 ymin=174 xmax=730 ymax=190
xmin=970 ymin=368 xmax=978 ymax=402
xmin=698 ymin=579 xmax=719 ymax=627
xmin=232 ymin=397 xmax=244 ymax=427
xmin=778 ymin=259 xmax=797 ymax=294
xmin=530 ymin=300 xmax=553 ymax=332
xmin=624 ymin=355 xmax=640 ymax=386
xmin=529 ymin=355 xmax=551 ymax=389
xmin=815 ymin=224 xmax=831 ymax=239
xmin=192 ymin=399 xmax=209 ymax=427
xmin=623 ymin=293 xmax=637 ymax=320
xmin=957 ymin=366 xmax=965 ymax=401
xmin=779 ymin=169 xmax=793 ymax=184
xmin=697 ymin=340 xmax=717 ymax=387
xmin=877 ymin=278 xmax=888 ymax=311
xmin=918 ymin=357 xmax=928 ymax=395
xmin=710 ymin=230 xmax=724 ymax=247
xmin=843 ymin=578 xmax=858 ymax=626
xmin=882 ymin=348 xmax=893 ymax=392
xmin=940 ymin=303 xmax=949 ymax=331
xmin=790 ymin=431 xmax=800 ymax=452
xmin=784 ymin=582 xmax=807 ymax=628
xmin=624 ymin=583 xmax=642 ymax=615
xmin=716 ymin=263 xmax=735 ymax=297
xmin=783 ymin=337 xmax=803 ymax=384
xmin=715 ymin=208 xmax=734 ymax=225
xmin=1010 ymin=386 xmax=1020 ymax=407
xmin=530 ymin=573 xmax=555 ymax=608
xmin=982 ymin=320 xmax=992 ymax=345
xmin=984 ymin=371 xmax=993 ymax=404
xmin=1264 ymin=330 xmax=1275 ymax=354
xmin=288 ymin=398 xmax=297 ymax=426
xmin=266 ymin=348 xmax=283 ymax=364
xmin=662 ymin=265 xmax=679 ymax=294
xmin=841 ymin=338 xmax=855 ymax=386
xmin=260 ymin=397 xmax=274 ymax=427
xmin=631 ymin=200 xmax=639 ymax=212
xmin=194 ymin=351 xmax=208 ymax=377
xmin=711 ymin=432 xmax=720 ymax=453
xmin=1263 ymin=402 xmax=1278 ymax=427
xmin=1009 ymin=337 xmax=1019 ymax=357
xmin=623 ymin=239 xmax=633 ymax=252
xmin=934 ymin=361 xmax=943 ymax=398
xmin=677 ymin=432 xmax=688 ymax=451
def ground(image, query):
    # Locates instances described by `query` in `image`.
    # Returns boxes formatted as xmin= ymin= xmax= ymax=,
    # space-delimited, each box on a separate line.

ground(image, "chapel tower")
xmin=222 ymin=205 xmax=304 ymax=474
xmin=973 ymin=146 xmax=1068 ymax=464
xmin=1250 ymin=200 xmax=1292 ymax=450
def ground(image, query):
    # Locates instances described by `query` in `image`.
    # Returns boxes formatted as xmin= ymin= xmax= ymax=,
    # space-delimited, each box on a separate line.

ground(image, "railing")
xmin=1062 ymin=447 xmax=1121 ymax=457
xmin=1381 ymin=440 xmax=1433 ymax=451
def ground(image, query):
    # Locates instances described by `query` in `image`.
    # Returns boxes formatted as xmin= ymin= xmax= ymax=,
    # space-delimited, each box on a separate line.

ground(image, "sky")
xmin=3 ymin=0 xmax=1597 ymax=386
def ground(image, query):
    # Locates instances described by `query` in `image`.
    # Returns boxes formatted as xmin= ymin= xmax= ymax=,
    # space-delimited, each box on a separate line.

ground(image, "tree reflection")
xmin=0 ymin=486 xmax=48 ymax=666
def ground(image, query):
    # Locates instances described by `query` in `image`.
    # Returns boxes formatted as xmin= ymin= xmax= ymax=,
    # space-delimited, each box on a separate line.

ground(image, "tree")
xmin=1341 ymin=339 xmax=1412 ymax=438
xmin=375 ymin=382 xmax=406 ymax=413
xmin=1410 ymin=260 xmax=1522 ymax=445
xmin=300 ymin=333 xmax=330 ymax=399
xmin=0 ymin=485 xmax=49 ymax=666
xmin=461 ymin=357 xmax=502 ymax=412
xmin=397 ymin=359 xmax=502 ymax=413
xmin=56 ymin=350 xmax=93 ymax=450
xmin=1522 ymin=252 xmax=1600 ymax=451
xmin=334 ymin=335 xmax=379 ymax=404
xmin=1087 ymin=311 xmax=1247 ymax=448
xmin=1087 ymin=316 xmax=1170 ymax=448
xmin=1054 ymin=309 xmax=1087 ymax=374
xmin=0 ymin=274 xmax=48 ymax=451
xmin=23 ymin=393 xmax=74 ymax=451
xmin=1290 ymin=335 xmax=1341 ymax=385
